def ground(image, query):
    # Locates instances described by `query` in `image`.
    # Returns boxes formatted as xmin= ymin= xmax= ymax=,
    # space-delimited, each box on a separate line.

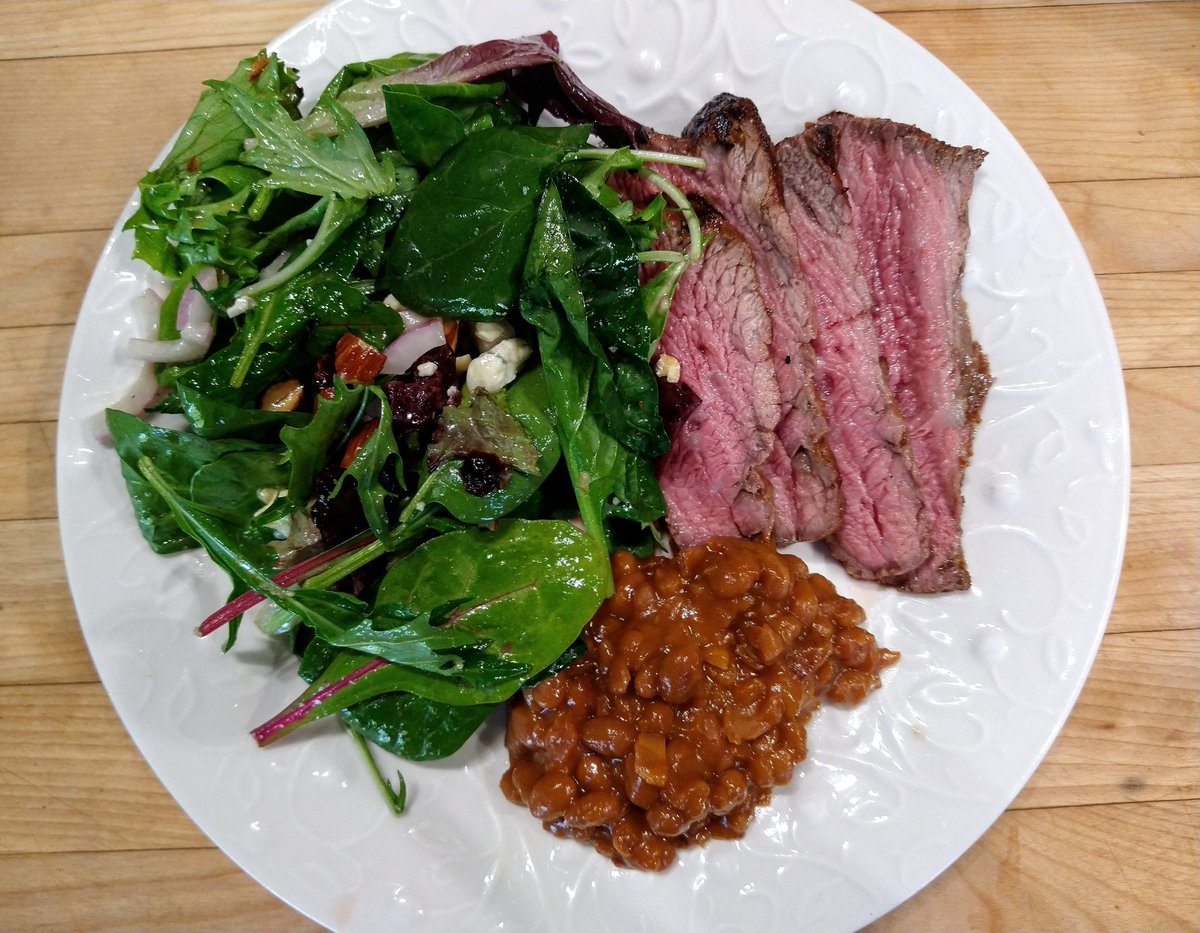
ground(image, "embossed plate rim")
xmin=57 ymin=1 xmax=1130 ymax=930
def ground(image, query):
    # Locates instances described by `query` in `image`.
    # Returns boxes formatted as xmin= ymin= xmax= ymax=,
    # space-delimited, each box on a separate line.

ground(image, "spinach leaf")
xmin=171 ymin=339 xmax=305 ymax=406
xmin=297 ymin=629 xmax=496 ymax=760
xmin=253 ymin=519 xmax=608 ymax=742
xmin=519 ymin=182 xmax=666 ymax=559
xmin=176 ymin=382 xmax=308 ymax=440
xmin=384 ymin=89 xmax=468 ymax=170
xmin=382 ymin=80 xmax=512 ymax=169
xmin=553 ymin=172 xmax=667 ymax=459
xmin=189 ymin=451 xmax=290 ymax=523
xmin=343 ymin=694 xmax=496 ymax=760
xmin=382 ymin=124 xmax=591 ymax=321
xmin=235 ymin=196 xmax=366 ymax=306
xmin=374 ymin=518 xmax=606 ymax=689
xmin=107 ymin=409 xmax=286 ymax=556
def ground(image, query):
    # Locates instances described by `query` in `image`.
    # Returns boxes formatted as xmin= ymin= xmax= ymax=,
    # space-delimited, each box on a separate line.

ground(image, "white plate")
xmin=57 ymin=1 xmax=1130 ymax=930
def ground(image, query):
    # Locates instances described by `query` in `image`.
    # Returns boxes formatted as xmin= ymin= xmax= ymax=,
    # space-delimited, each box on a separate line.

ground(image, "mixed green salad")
xmin=107 ymin=36 xmax=702 ymax=809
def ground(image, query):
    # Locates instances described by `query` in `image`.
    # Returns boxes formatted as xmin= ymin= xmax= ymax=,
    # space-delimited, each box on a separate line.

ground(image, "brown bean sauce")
xmin=500 ymin=537 xmax=898 ymax=871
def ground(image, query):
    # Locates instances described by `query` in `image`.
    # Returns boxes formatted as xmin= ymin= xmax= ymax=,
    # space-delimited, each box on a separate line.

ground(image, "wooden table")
xmin=1 ymin=1 xmax=1196 ymax=930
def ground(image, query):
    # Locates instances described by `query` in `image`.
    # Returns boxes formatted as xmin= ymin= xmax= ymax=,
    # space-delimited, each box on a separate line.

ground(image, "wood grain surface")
xmin=0 ymin=2 xmax=1195 ymax=931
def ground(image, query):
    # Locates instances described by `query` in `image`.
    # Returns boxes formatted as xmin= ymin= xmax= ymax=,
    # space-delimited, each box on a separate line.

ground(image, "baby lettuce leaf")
xmin=428 ymin=387 xmax=541 ymax=475
xmin=160 ymin=53 xmax=301 ymax=176
xmin=418 ymin=368 xmax=560 ymax=523
xmin=382 ymin=124 xmax=591 ymax=320
xmin=314 ymin=50 xmax=439 ymax=109
xmin=319 ymin=34 xmax=564 ymax=131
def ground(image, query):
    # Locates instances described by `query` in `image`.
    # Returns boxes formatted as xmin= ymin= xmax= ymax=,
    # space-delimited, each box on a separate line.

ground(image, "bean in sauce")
xmin=500 ymin=537 xmax=898 ymax=871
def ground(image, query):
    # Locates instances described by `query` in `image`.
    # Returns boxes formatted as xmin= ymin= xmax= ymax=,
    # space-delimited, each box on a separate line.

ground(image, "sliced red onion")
xmin=127 ymin=268 xmax=217 ymax=364
xmin=397 ymin=307 xmax=434 ymax=330
xmin=380 ymin=319 xmax=446 ymax=375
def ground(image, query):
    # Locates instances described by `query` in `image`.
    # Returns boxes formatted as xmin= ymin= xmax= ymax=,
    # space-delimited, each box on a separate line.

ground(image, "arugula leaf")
xmin=236 ymin=196 xmax=366 ymax=304
xmin=123 ymin=52 xmax=300 ymax=277
xmin=280 ymin=380 xmax=365 ymax=506
xmin=336 ymin=387 xmax=403 ymax=538
xmin=209 ymin=80 xmax=395 ymax=201
xmin=382 ymin=124 xmax=591 ymax=320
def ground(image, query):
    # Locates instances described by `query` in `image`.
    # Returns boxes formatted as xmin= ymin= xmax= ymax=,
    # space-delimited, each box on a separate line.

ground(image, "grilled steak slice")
xmin=776 ymin=125 xmax=929 ymax=581
xmin=816 ymin=112 xmax=990 ymax=592
xmin=648 ymin=94 xmax=841 ymax=545
xmin=656 ymin=221 xmax=779 ymax=546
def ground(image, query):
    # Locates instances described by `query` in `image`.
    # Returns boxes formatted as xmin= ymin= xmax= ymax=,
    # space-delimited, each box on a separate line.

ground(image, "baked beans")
xmin=500 ymin=537 xmax=898 ymax=871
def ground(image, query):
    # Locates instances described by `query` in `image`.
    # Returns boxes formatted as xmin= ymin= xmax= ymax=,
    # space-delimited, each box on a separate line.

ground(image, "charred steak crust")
xmin=650 ymin=94 xmax=842 ymax=546
xmin=816 ymin=112 xmax=991 ymax=593
xmin=775 ymin=125 xmax=930 ymax=582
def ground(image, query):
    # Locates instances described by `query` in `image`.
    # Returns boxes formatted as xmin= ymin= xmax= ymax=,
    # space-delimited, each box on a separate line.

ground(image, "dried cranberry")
xmin=310 ymin=466 xmax=367 ymax=545
xmin=312 ymin=353 xmax=336 ymax=395
xmin=384 ymin=344 xmax=457 ymax=435
xmin=459 ymin=453 xmax=509 ymax=497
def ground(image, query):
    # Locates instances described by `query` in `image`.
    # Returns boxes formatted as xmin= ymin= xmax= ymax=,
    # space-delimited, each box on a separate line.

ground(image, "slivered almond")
xmin=335 ymin=333 xmax=386 ymax=385
xmin=341 ymin=420 xmax=380 ymax=468
xmin=259 ymin=379 xmax=304 ymax=412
